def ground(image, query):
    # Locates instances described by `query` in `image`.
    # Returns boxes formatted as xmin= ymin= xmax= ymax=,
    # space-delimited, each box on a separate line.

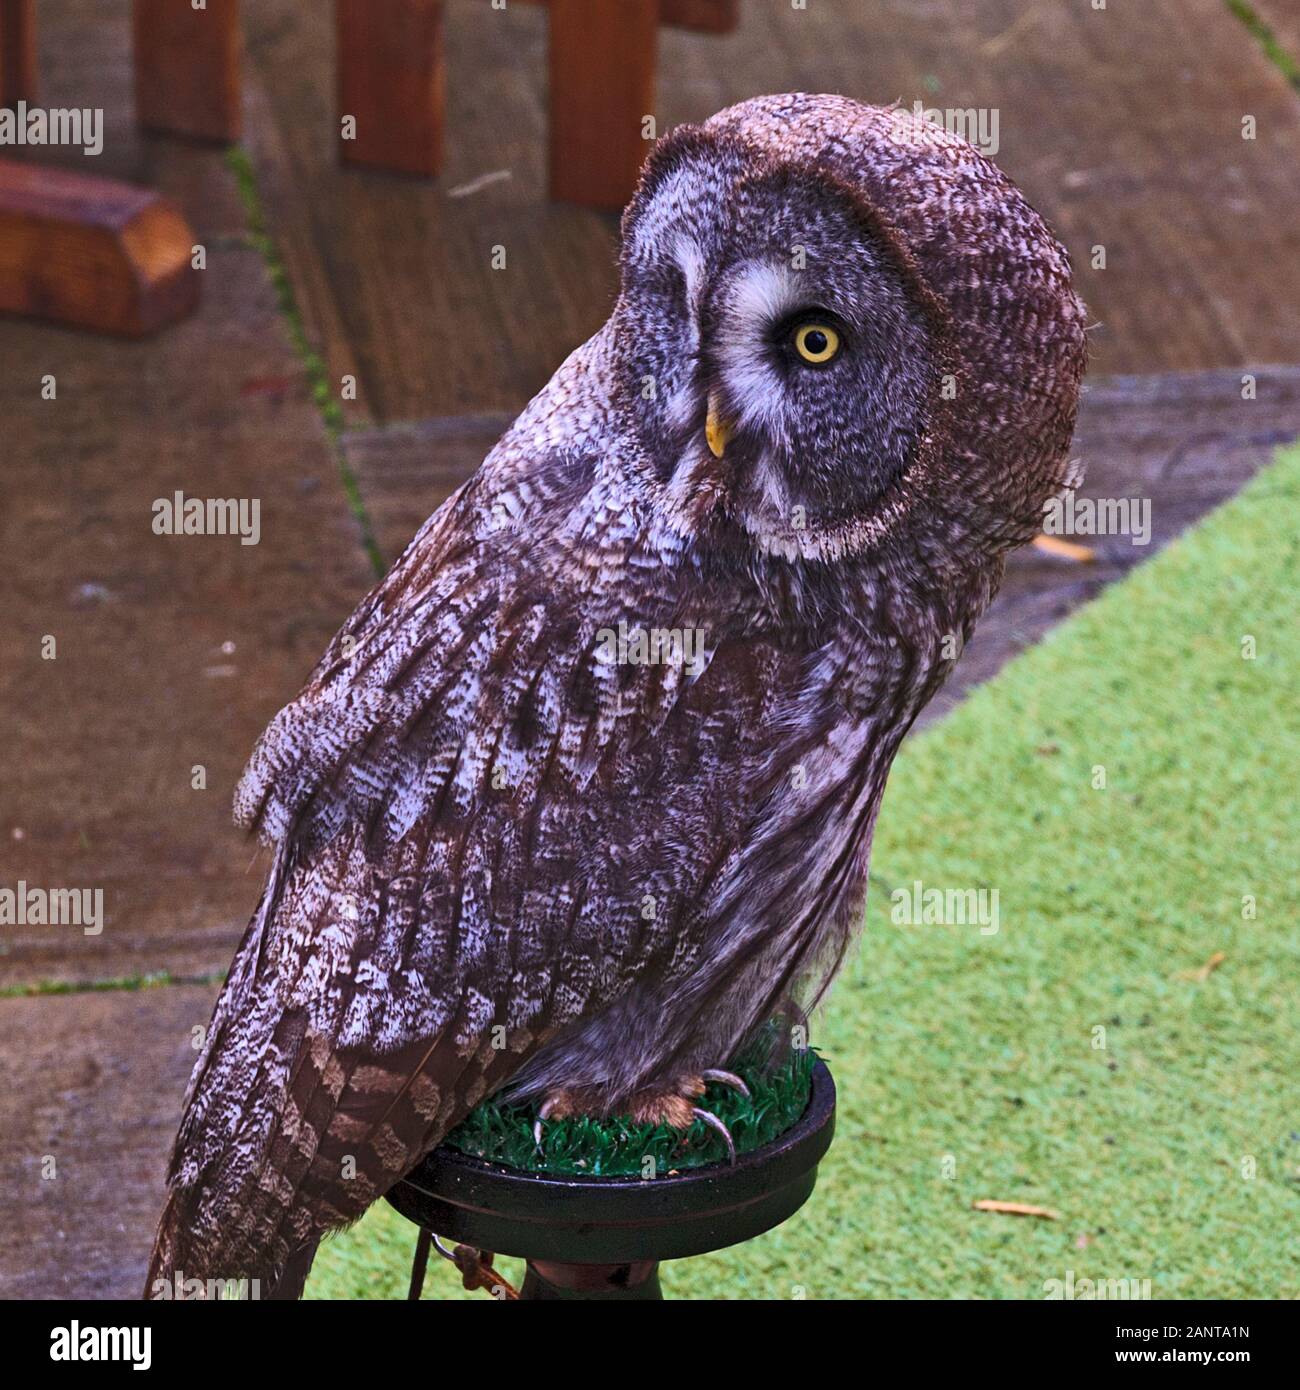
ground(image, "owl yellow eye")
xmin=793 ymin=322 xmax=841 ymax=364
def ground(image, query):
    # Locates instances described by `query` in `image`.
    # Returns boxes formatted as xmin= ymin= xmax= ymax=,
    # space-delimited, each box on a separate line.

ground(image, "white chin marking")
xmin=752 ymin=449 xmax=793 ymax=516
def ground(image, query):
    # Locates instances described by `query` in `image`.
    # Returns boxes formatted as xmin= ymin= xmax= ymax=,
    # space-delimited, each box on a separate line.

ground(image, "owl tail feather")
xmin=144 ymin=1190 xmax=317 ymax=1300
xmin=142 ymin=1190 xmax=183 ymax=1300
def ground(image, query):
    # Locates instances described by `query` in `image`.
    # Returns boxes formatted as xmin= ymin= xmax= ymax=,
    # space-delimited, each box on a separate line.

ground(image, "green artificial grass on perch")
xmin=445 ymin=1038 xmax=819 ymax=1177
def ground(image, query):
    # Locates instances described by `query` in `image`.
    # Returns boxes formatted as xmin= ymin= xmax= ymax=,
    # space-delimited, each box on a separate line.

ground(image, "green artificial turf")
xmin=445 ymin=1035 xmax=816 ymax=1176
xmin=307 ymin=443 xmax=1300 ymax=1300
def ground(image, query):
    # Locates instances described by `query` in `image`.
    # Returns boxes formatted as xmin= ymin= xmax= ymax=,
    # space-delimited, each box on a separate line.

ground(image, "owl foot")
xmin=533 ymin=1069 xmax=750 ymax=1165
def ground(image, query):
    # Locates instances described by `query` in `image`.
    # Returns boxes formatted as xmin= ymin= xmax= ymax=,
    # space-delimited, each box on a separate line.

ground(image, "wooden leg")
xmin=0 ymin=0 xmax=37 ymax=108
xmin=0 ymin=158 xmax=199 ymax=336
xmin=548 ymin=0 xmax=658 ymax=210
xmin=133 ymin=0 xmax=241 ymax=143
xmin=336 ymin=0 xmax=444 ymax=177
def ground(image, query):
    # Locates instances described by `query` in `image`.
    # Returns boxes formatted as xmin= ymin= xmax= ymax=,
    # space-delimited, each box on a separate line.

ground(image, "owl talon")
xmin=532 ymin=1072 xmax=744 ymax=1165
xmin=533 ymin=1095 xmax=563 ymax=1155
xmin=701 ymin=1068 xmax=750 ymax=1099
xmin=691 ymin=1106 xmax=737 ymax=1165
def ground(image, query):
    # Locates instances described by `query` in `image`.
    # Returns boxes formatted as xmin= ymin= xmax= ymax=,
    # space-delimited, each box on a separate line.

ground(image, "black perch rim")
xmin=386 ymin=1057 xmax=835 ymax=1265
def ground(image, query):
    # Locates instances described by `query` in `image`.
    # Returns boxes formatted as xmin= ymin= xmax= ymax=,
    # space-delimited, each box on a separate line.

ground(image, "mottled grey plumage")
xmin=148 ymin=93 xmax=1086 ymax=1297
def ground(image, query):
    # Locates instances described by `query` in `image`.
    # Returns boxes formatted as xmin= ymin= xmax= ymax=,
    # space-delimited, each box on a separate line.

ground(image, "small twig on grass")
xmin=1179 ymin=951 xmax=1227 ymax=982
xmin=973 ymin=1200 xmax=1060 ymax=1220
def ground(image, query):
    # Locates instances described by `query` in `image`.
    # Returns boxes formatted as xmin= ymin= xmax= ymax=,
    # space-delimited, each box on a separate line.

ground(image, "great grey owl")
xmin=148 ymin=93 xmax=1086 ymax=1297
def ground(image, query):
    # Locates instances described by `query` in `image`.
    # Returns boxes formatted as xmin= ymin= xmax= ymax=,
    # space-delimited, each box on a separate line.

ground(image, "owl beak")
xmin=705 ymin=392 xmax=733 ymax=459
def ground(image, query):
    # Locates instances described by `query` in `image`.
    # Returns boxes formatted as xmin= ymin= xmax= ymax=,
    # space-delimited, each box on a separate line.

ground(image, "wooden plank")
xmin=0 ymin=190 xmax=373 ymax=985
xmin=1248 ymin=1 xmax=1300 ymax=73
xmin=336 ymin=0 xmax=444 ymax=177
xmin=0 ymin=4 xmax=375 ymax=987
xmin=0 ymin=196 xmax=374 ymax=987
xmin=548 ymin=0 xmax=657 ymax=209
xmin=0 ymin=0 xmax=37 ymax=107
xmin=132 ymin=0 xmax=241 ymax=142
xmin=242 ymin=67 xmax=375 ymax=422
xmin=0 ymin=158 xmax=198 ymax=335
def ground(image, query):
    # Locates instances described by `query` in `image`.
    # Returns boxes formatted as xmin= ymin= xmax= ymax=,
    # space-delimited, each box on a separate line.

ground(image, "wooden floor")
xmin=239 ymin=0 xmax=1300 ymax=423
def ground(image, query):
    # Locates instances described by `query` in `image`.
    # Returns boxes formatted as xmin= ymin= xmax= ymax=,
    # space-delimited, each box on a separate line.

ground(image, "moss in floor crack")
xmin=0 ymin=969 xmax=226 ymax=1000
xmin=1225 ymin=0 xmax=1300 ymax=89
xmin=223 ymin=145 xmax=386 ymax=577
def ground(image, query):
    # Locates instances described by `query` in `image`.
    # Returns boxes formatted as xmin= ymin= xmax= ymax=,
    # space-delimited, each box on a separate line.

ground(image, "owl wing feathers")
xmin=150 ymin=454 xmax=796 ymax=1290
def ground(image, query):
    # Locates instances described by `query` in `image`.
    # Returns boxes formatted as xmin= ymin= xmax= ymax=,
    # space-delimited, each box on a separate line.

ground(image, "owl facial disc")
xmin=616 ymin=126 xmax=938 ymax=551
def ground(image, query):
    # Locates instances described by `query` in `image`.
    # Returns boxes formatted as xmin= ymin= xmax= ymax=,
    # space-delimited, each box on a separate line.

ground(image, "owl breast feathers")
xmin=147 ymin=93 xmax=1086 ymax=1297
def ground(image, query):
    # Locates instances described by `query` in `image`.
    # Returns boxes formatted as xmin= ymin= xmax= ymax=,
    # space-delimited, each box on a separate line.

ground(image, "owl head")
xmin=612 ymin=94 xmax=1087 ymax=569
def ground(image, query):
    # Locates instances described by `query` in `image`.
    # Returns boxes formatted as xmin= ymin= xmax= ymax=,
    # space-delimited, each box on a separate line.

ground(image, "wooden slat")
xmin=336 ymin=0 xmax=445 ymax=177
xmin=0 ymin=0 xmax=37 ymax=107
xmin=0 ymin=0 xmax=248 ymax=231
xmin=548 ymin=0 xmax=657 ymax=209
xmin=0 ymin=158 xmax=198 ymax=335
xmin=243 ymin=0 xmax=611 ymax=423
xmin=132 ymin=0 xmax=241 ymax=142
